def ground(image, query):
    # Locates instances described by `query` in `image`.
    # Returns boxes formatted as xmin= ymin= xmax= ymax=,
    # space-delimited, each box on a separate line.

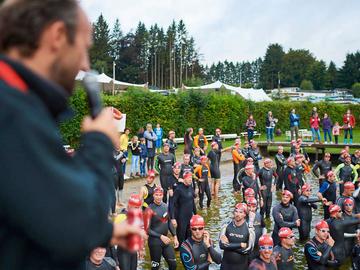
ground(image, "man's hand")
xmin=173 ymin=236 xmax=179 ymax=249
xmin=110 ymin=222 xmax=146 ymax=248
xmin=240 ymin=242 xmax=247 ymax=248
xmin=220 ymin=235 xmax=229 ymax=244
xmin=326 ymin=235 xmax=335 ymax=247
xmin=82 ymin=107 xmax=119 ymax=149
xmin=260 ymin=185 xmax=267 ymax=191
xmin=171 ymin=219 xmax=177 ymax=228
xmin=160 ymin=235 xmax=171 ymax=245
xmin=203 ymin=231 xmax=211 ymax=248
xmin=295 ymin=219 xmax=301 ymax=227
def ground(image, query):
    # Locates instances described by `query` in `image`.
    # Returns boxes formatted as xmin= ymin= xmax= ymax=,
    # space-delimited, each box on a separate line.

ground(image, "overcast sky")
xmin=81 ymin=0 xmax=360 ymax=67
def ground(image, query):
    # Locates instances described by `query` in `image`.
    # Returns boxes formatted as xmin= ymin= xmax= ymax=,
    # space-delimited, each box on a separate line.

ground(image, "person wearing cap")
xmin=193 ymin=128 xmax=208 ymax=156
xmin=155 ymin=142 xmax=175 ymax=203
xmin=318 ymin=171 xmax=337 ymax=219
xmin=232 ymin=140 xmax=245 ymax=192
xmin=304 ymin=220 xmax=337 ymax=270
xmin=312 ymin=152 xmax=332 ymax=186
xmin=258 ymin=158 xmax=278 ymax=218
xmin=140 ymin=170 xmax=157 ymax=209
xmin=275 ymin=146 xmax=286 ymax=190
xmin=180 ymin=154 xmax=194 ymax=180
xmin=219 ymin=203 xmax=256 ymax=269
xmin=272 ymin=190 xmax=300 ymax=245
xmin=212 ymin=128 xmax=223 ymax=158
xmin=283 ymin=157 xmax=301 ymax=204
xmin=147 ymin=187 xmax=178 ymax=270
xmin=172 ymin=171 xmax=197 ymax=245
xmin=208 ymin=141 xmax=221 ymax=198
xmin=242 ymin=141 xmax=251 ymax=158
xmin=194 ymin=155 xmax=212 ymax=209
xmin=342 ymin=198 xmax=360 ymax=257
xmin=249 ymin=234 xmax=277 ymax=270
xmin=334 ymin=154 xmax=358 ymax=195
xmin=272 ymin=227 xmax=295 ymax=270
xmin=326 ymin=204 xmax=360 ymax=265
xmin=336 ymin=181 xmax=356 ymax=210
xmin=297 ymin=184 xmax=322 ymax=240
xmin=289 ymin=108 xmax=300 ymax=141
xmin=246 ymin=198 xmax=266 ymax=260
xmin=242 ymin=164 xmax=262 ymax=204
xmin=180 ymin=215 xmax=221 ymax=270
xmin=294 ymin=155 xmax=306 ymax=192
xmin=235 ymin=159 xmax=253 ymax=194
xmin=249 ymin=141 xmax=261 ymax=173
xmin=296 ymin=138 xmax=310 ymax=163
xmin=165 ymin=130 xmax=178 ymax=157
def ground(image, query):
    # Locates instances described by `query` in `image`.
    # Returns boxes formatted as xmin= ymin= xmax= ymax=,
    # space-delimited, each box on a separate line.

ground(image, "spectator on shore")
xmin=154 ymin=123 xmax=163 ymax=154
xmin=343 ymin=109 xmax=356 ymax=144
xmin=166 ymin=130 xmax=178 ymax=157
xmin=130 ymin=136 xmax=141 ymax=178
xmin=144 ymin=123 xmax=158 ymax=171
xmin=137 ymin=127 xmax=145 ymax=139
xmin=322 ymin=113 xmax=333 ymax=144
xmin=310 ymin=113 xmax=321 ymax=143
xmin=265 ymin=111 xmax=277 ymax=143
xmin=332 ymin=122 xmax=341 ymax=144
xmin=119 ymin=128 xmax=130 ymax=175
xmin=246 ymin=114 xmax=257 ymax=142
xmin=184 ymin=128 xmax=194 ymax=155
xmin=290 ymin=109 xmax=300 ymax=141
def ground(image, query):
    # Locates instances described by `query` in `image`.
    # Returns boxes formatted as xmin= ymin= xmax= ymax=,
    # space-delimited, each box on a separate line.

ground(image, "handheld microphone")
xmin=83 ymin=72 xmax=102 ymax=119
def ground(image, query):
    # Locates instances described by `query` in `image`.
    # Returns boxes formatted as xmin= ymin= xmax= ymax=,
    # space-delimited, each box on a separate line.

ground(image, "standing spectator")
xmin=246 ymin=114 xmax=257 ymax=142
xmin=137 ymin=127 xmax=145 ymax=139
xmin=130 ymin=136 xmax=141 ymax=178
xmin=166 ymin=130 xmax=178 ymax=157
xmin=289 ymin=109 xmax=300 ymax=141
xmin=332 ymin=121 xmax=341 ymax=144
xmin=322 ymin=113 xmax=333 ymax=144
xmin=144 ymin=123 xmax=158 ymax=171
xmin=343 ymin=109 xmax=356 ymax=144
xmin=265 ymin=111 xmax=277 ymax=143
xmin=139 ymin=137 xmax=147 ymax=177
xmin=119 ymin=128 xmax=130 ymax=175
xmin=311 ymin=106 xmax=318 ymax=117
xmin=310 ymin=112 xmax=321 ymax=142
xmin=86 ymin=247 xmax=116 ymax=270
xmin=184 ymin=128 xmax=194 ymax=155
xmin=154 ymin=123 xmax=163 ymax=154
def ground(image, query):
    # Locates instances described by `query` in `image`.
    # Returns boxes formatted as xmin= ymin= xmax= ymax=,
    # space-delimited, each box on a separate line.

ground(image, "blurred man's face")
xmin=146 ymin=176 xmax=155 ymax=185
xmin=184 ymin=176 xmax=193 ymax=186
xmin=234 ymin=209 xmax=246 ymax=222
xmin=90 ymin=247 xmax=106 ymax=263
xmin=216 ymin=129 xmax=221 ymax=135
xmin=173 ymin=167 xmax=180 ymax=175
xmin=278 ymin=147 xmax=283 ymax=154
xmin=281 ymin=195 xmax=291 ymax=205
xmin=316 ymin=228 xmax=329 ymax=241
xmin=191 ymin=226 xmax=204 ymax=241
xmin=259 ymin=246 xmax=273 ymax=261
xmin=344 ymin=202 xmax=354 ymax=214
xmin=154 ymin=192 xmax=163 ymax=205
xmin=163 ymin=145 xmax=169 ymax=153
xmin=282 ymin=234 xmax=296 ymax=247
xmin=183 ymin=156 xmax=190 ymax=164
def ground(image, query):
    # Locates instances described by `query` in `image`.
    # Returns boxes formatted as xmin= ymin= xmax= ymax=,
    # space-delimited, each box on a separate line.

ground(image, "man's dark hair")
xmin=0 ymin=0 xmax=79 ymax=57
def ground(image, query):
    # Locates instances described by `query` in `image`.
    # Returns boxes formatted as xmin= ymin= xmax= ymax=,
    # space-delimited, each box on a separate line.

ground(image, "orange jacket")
xmin=194 ymin=134 xmax=208 ymax=149
xmin=232 ymin=148 xmax=245 ymax=164
xmin=194 ymin=164 xmax=211 ymax=179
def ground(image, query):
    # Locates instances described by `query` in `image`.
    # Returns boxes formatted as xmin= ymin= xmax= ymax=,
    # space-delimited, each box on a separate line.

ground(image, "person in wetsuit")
xmin=335 ymin=154 xmax=358 ymax=195
xmin=140 ymin=170 xmax=156 ymax=209
xmin=283 ymin=157 xmax=301 ymax=205
xmin=339 ymin=149 xmax=348 ymax=164
xmin=172 ymin=172 xmax=197 ymax=245
xmin=275 ymin=146 xmax=286 ymax=190
xmin=194 ymin=128 xmax=208 ymax=156
xmin=249 ymin=234 xmax=277 ymax=270
xmin=258 ymin=158 xmax=277 ymax=218
xmin=212 ymin=128 xmax=223 ymax=160
xmin=318 ymin=171 xmax=337 ymax=219
xmin=165 ymin=130 xmax=178 ymax=157
xmin=352 ymin=233 xmax=360 ymax=270
xmin=336 ymin=181 xmax=356 ymax=210
xmin=232 ymin=141 xmax=245 ymax=192
xmin=155 ymin=142 xmax=175 ymax=203
xmin=247 ymin=197 xmax=266 ymax=261
xmin=312 ymin=152 xmax=332 ymax=186
xmin=294 ymin=155 xmax=305 ymax=189
xmin=194 ymin=156 xmax=212 ymax=209
xmin=342 ymin=198 xmax=360 ymax=257
xmin=192 ymin=148 xmax=202 ymax=169
xmin=272 ymin=190 xmax=300 ymax=245
xmin=168 ymin=162 xmax=182 ymax=220
xmin=147 ymin=187 xmax=178 ymax=270
xmin=180 ymin=154 xmax=193 ymax=179
xmin=297 ymin=183 xmax=322 ymax=240
xmin=242 ymin=141 xmax=250 ymax=159
xmin=273 ymin=227 xmax=295 ymax=270
xmin=180 ymin=215 xmax=222 ymax=270
xmin=219 ymin=203 xmax=256 ymax=270
xmin=249 ymin=141 xmax=261 ymax=173
xmin=208 ymin=141 xmax=221 ymax=198
xmin=326 ymin=204 xmax=360 ymax=265
xmin=304 ymin=220 xmax=337 ymax=270
xmin=242 ymin=164 xmax=262 ymax=203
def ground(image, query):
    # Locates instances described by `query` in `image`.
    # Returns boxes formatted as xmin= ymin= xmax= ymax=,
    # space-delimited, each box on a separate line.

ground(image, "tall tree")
xmin=326 ymin=61 xmax=338 ymax=89
xmin=338 ymin=51 xmax=360 ymax=88
xmin=306 ymin=60 xmax=327 ymax=90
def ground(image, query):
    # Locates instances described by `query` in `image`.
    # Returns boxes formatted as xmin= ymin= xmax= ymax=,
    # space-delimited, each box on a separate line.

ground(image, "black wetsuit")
xmin=212 ymin=134 xmax=223 ymax=160
xmin=272 ymin=203 xmax=299 ymax=245
xmin=273 ymin=244 xmax=295 ymax=270
xmin=275 ymin=153 xmax=286 ymax=190
xmin=180 ymin=163 xmax=193 ymax=179
xmin=143 ymin=183 xmax=156 ymax=209
xmin=220 ymin=221 xmax=251 ymax=270
xmin=326 ymin=216 xmax=360 ymax=264
xmin=304 ymin=237 xmax=338 ymax=270
xmin=165 ymin=138 xmax=178 ymax=156
xmin=343 ymin=212 xmax=359 ymax=257
xmin=235 ymin=167 xmax=246 ymax=194
xmin=312 ymin=159 xmax=332 ymax=185
xmin=283 ymin=166 xmax=300 ymax=204
xmin=249 ymin=148 xmax=261 ymax=173
xmin=295 ymin=164 xmax=305 ymax=189
xmin=338 ymin=163 xmax=356 ymax=195
xmin=208 ymin=149 xmax=221 ymax=179
xmin=319 ymin=179 xmax=337 ymax=219
xmin=195 ymin=165 xmax=211 ymax=209
xmin=192 ymin=155 xmax=201 ymax=167
xmin=197 ymin=135 xmax=207 ymax=155
xmin=248 ymin=257 xmax=277 ymax=270
xmin=148 ymin=202 xmax=177 ymax=270
xmin=352 ymin=155 xmax=360 ymax=166
xmin=248 ymin=211 xmax=265 ymax=260
xmin=242 ymin=174 xmax=261 ymax=201
xmin=156 ymin=153 xmax=175 ymax=203
xmin=297 ymin=195 xmax=321 ymax=240
xmin=242 ymin=147 xmax=250 ymax=159
xmin=168 ymin=174 xmax=180 ymax=219
xmin=352 ymin=243 xmax=360 ymax=270
xmin=258 ymin=167 xmax=277 ymax=218
xmin=180 ymin=237 xmax=222 ymax=270
xmin=173 ymin=182 xmax=196 ymax=244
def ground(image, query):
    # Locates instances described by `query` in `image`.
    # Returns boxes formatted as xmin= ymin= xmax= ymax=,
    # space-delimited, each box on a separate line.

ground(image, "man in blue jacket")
xmin=289 ymin=109 xmax=300 ymax=141
xmin=0 ymin=1 xmax=142 ymax=270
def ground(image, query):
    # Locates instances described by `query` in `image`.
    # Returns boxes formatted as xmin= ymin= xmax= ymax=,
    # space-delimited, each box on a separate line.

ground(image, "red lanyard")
xmin=0 ymin=61 xmax=28 ymax=93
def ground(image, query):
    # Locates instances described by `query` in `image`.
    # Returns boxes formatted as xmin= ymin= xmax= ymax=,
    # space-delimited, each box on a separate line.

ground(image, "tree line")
xmin=90 ymin=14 xmax=360 ymax=91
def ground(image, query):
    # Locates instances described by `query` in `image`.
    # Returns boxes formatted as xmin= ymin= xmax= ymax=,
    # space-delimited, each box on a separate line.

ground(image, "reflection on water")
xmin=139 ymin=169 xmax=352 ymax=269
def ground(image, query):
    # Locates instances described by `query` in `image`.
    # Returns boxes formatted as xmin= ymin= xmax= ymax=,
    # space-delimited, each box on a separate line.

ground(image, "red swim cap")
xmin=301 ymin=183 xmax=311 ymax=193
xmin=258 ymin=234 xmax=274 ymax=247
xmin=154 ymin=186 xmax=164 ymax=195
xmin=190 ymin=215 xmax=205 ymax=227
xmin=247 ymin=197 xmax=258 ymax=207
xmin=128 ymin=194 xmax=142 ymax=208
xmin=278 ymin=227 xmax=293 ymax=238
xmin=344 ymin=182 xmax=355 ymax=191
xmin=315 ymin=220 xmax=329 ymax=230
xmin=245 ymin=188 xmax=255 ymax=197
xmin=329 ymin=204 xmax=341 ymax=216
xmin=282 ymin=190 xmax=293 ymax=199
xmin=235 ymin=202 xmax=248 ymax=213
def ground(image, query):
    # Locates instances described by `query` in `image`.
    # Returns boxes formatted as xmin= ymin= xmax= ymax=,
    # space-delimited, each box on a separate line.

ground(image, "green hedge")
xmin=60 ymin=87 xmax=360 ymax=146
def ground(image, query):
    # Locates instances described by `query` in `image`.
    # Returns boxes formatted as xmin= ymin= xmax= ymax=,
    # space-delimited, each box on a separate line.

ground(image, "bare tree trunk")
xmin=154 ymin=52 xmax=157 ymax=88
xmin=169 ymin=44 xmax=172 ymax=88
xmin=180 ymin=45 xmax=183 ymax=87
xmin=173 ymin=50 xmax=176 ymax=88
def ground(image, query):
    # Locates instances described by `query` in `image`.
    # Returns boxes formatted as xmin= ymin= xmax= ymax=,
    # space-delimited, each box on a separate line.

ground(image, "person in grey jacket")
xmin=143 ymin=123 xmax=158 ymax=171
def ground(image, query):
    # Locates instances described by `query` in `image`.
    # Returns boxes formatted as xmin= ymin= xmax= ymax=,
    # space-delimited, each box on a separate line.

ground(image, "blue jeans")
xmin=131 ymin=155 xmax=139 ymax=174
xmin=140 ymin=157 xmax=146 ymax=176
xmin=311 ymin=128 xmax=321 ymax=142
xmin=247 ymin=129 xmax=254 ymax=142
xmin=266 ymin=127 xmax=274 ymax=141
xmin=323 ymin=129 xmax=332 ymax=142
xmin=344 ymin=128 xmax=353 ymax=139
xmin=122 ymin=151 xmax=128 ymax=174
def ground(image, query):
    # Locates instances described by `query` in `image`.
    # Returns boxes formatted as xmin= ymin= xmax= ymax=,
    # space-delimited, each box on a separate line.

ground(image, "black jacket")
xmin=0 ymin=56 xmax=114 ymax=270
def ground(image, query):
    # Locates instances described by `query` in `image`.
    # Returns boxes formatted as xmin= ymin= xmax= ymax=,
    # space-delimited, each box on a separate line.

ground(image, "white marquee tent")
xmin=184 ymin=81 xmax=272 ymax=102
